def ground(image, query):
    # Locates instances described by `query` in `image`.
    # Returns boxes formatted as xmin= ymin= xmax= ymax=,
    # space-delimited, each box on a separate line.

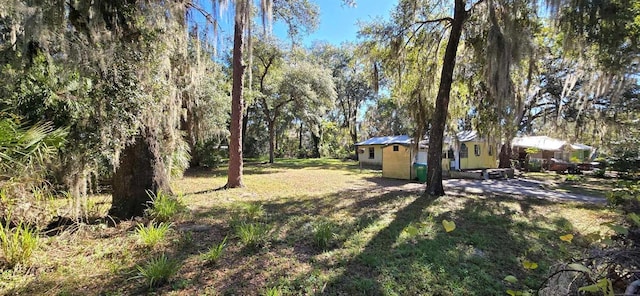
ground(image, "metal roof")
xmin=355 ymin=135 xmax=412 ymax=146
xmin=357 ymin=131 xmax=480 ymax=148
xmin=456 ymin=130 xmax=478 ymax=142
xmin=570 ymin=143 xmax=593 ymax=150
xmin=512 ymin=136 xmax=568 ymax=151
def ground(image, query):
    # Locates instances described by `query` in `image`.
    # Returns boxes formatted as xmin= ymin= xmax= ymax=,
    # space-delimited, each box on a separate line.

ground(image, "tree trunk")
xmin=227 ymin=11 xmax=246 ymax=188
xmin=350 ymin=123 xmax=358 ymax=160
xmin=311 ymin=131 xmax=321 ymax=158
xmin=426 ymin=0 xmax=467 ymax=196
xmin=110 ymin=129 xmax=173 ymax=219
xmin=298 ymin=122 xmax=303 ymax=151
xmin=242 ymin=104 xmax=251 ymax=154
xmin=268 ymin=120 xmax=276 ymax=164
xmin=499 ymin=142 xmax=512 ymax=168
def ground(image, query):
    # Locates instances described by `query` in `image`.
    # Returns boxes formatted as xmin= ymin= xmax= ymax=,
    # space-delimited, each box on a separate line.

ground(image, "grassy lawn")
xmin=2 ymin=159 xmax=620 ymax=295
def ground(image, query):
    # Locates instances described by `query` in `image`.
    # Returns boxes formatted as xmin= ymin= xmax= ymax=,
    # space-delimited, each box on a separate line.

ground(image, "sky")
xmin=212 ymin=0 xmax=399 ymax=47
xmin=273 ymin=0 xmax=398 ymax=46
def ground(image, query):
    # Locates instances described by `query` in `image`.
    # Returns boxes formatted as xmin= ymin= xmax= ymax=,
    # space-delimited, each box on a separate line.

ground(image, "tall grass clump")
xmin=263 ymin=286 xmax=284 ymax=296
xmin=236 ymin=222 xmax=270 ymax=249
xmin=313 ymin=220 xmax=335 ymax=250
xmin=230 ymin=202 xmax=270 ymax=249
xmin=202 ymin=236 xmax=227 ymax=264
xmin=241 ymin=202 xmax=264 ymax=221
xmin=0 ymin=221 xmax=38 ymax=268
xmin=145 ymin=191 xmax=186 ymax=222
xmin=136 ymin=222 xmax=171 ymax=248
xmin=135 ymin=254 xmax=180 ymax=288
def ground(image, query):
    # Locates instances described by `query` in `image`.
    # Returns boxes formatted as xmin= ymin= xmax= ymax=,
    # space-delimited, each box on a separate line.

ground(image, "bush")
xmin=202 ymin=236 xmax=227 ymax=264
xmin=135 ymin=254 xmax=180 ymax=288
xmin=0 ymin=221 xmax=38 ymax=268
xmin=194 ymin=138 xmax=228 ymax=167
xmin=593 ymin=168 xmax=606 ymax=178
xmin=606 ymin=181 xmax=640 ymax=213
xmin=527 ymin=158 xmax=543 ymax=172
xmin=136 ymin=222 xmax=171 ymax=248
xmin=145 ymin=191 xmax=185 ymax=222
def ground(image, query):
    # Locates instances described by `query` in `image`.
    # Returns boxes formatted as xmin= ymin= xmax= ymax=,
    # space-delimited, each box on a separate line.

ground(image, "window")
xmin=474 ymin=144 xmax=481 ymax=156
xmin=393 ymin=145 xmax=399 ymax=152
xmin=460 ymin=144 xmax=468 ymax=158
xmin=488 ymin=145 xmax=493 ymax=156
xmin=443 ymin=149 xmax=455 ymax=159
xmin=368 ymin=147 xmax=375 ymax=159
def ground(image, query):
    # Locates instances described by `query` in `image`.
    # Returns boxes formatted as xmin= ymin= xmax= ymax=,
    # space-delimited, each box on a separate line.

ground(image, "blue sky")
xmin=273 ymin=0 xmax=398 ymax=45
xmin=212 ymin=0 xmax=398 ymax=46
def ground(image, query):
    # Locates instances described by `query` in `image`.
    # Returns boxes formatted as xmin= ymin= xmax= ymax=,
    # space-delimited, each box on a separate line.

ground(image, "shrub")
xmin=527 ymin=158 xmax=543 ymax=172
xmin=593 ymin=168 xmax=606 ymax=178
xmin=313 ymin=220 xmax=335 ymax=250
xmin=202 ymin=236 xmax=227 ymax=263
xmin=236 ymin=222 xmax=270 ymax=249
xmin=136 ymin=254 xmax=180 ymax=288
xmin=0 ymin=221 xmax=38 ymax=268
xmin=606 ymin=181 xmax=640 ymax=213
xmin=136 ymin=222 xmax=171 ymax=248
xmin=145 ymin=191 xmax=185 ymax=222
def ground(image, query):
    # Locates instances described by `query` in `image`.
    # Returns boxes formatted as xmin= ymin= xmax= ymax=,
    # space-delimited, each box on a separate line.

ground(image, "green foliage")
xmin=230 ymin=203 xmax=270 ymax=249
xmin=361 ymin=96 xmax=412 ymax=139
xmin=241 ymin=203 xmax=265 ymax=221
xmin=0 ymin=115 xmax=67 ymax=180
xmin=235 ymin=222 xmax=271 ymax=249
xmin=169 ymin=136 xmax=191 ymax=179
xmin=262 ymin=286 xmax=284 ymax=296
xmin=593 ymin=168 xmax=606 ymax=178
xmin=524 ymin=148 xmax=540 ymax=155
xmin=0 ymin=221 xmax=38 ymax=268
xmin=578 ymin=278 xmax=614 ymax=296
xmin=193 ymin=138 xmax=227 ymax=167
xmin=564 ymin=174 xmax=584 ymax=183
xmin=135 ymin=254 xmax=180 ymax=288
xmin=135 ymin=222 xmax=171 ymax=248
xmin=527 ymin=158 xmax=543 ymax=172
xmin=145 ymin=191 xmax=186 ymax=222
xmin=202 ymin=236 xmax=227 ymax=264
xmin=312 ymin=220 xmax=335 ymax=250
xmin=606 ymin=180 xmax=640 ymax=211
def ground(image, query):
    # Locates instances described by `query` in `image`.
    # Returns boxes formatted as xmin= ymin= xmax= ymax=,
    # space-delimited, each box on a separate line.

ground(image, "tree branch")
xmin=415 ymin=17 xmax=454 ymax=25
xmin=467 ymin=0 xmax=487 ymax=13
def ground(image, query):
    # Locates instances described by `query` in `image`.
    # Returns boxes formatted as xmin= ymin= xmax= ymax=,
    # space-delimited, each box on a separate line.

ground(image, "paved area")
xmin=443 ymin=178 xmax=606 ymax=204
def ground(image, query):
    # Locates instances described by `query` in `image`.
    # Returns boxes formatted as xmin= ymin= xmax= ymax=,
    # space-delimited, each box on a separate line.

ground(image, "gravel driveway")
xmin=443 ymin=178 xmax=606 ymax=204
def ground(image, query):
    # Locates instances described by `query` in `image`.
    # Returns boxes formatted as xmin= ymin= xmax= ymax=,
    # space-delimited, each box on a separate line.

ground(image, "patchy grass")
xmin=0 ymin=158 xmax=621 ymax=295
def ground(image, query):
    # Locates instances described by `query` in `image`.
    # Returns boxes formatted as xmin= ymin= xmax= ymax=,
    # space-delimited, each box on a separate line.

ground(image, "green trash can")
xmin=413 ymin=163 xmax=427 ymax=182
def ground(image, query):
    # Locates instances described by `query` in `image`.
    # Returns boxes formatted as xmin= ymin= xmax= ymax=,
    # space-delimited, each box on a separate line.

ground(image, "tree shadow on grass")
xmin=308 ymin=193 xmax=588 ymax=295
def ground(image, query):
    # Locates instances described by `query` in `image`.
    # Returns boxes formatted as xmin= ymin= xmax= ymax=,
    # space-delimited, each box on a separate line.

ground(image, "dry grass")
xmin=0 ymin=159 xmax=621 ymax=295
